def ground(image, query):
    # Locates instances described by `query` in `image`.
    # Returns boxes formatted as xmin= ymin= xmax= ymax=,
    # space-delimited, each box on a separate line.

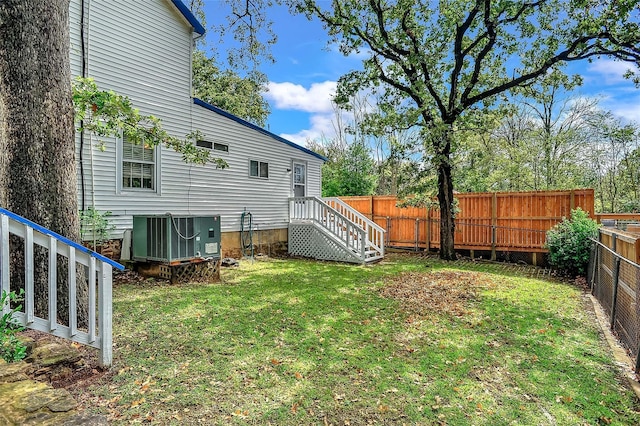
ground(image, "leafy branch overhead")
xmin=300 ymin=0 xmax=640 ymax=125
xmin=297 ymin=0 xmax=640 ymax=260
xmin=72 ymin=77 xmax=227 ymax=168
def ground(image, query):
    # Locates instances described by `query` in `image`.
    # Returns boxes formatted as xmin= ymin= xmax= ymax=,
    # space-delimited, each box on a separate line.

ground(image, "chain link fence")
xmin=588 ymin=239 xmax=640 ymax=372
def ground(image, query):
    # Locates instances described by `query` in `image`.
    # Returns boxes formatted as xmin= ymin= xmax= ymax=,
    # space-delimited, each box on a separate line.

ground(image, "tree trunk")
xmin=435 ymin=125 xmax=457 ymax=260
xmin=0 ymin=0 xmax=85 ymax=323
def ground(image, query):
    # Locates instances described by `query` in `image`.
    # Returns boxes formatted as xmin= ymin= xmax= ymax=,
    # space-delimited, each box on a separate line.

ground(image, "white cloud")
xmin=265 ymin=81 xmax=337 ymax=113
xmin=607 ymin=97 xmax=640 ymax=124
xmin=587 ymin=59 xmax=634 ymax=85
xmin=279 ymin=113 xmax=337 ymax=145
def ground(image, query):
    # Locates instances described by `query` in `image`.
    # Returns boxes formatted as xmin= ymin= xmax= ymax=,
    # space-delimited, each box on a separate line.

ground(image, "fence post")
xmin=99 ymin=263 xmax=113 ymax=367
xmin=369 ymin=196 xmax=374 ymax=221
xmin=426 ymin=209 xmax=431 ymax=251
xmin=610 ymin=256 xmax=621 ymax=330
xmin=491 ymin=193 xmax=497 ymax=261
xmin=590 ymin=243 xmax=598 ymax=295
xmin=415 ymin=218 xmax=420 ymax=252
xmin=386 ymin=217 xmax=391 ymax=247
xmin=0 ymin=215 xmax=9 ymax=317
xmin=570 ymin=189 xmax=575 ymax=211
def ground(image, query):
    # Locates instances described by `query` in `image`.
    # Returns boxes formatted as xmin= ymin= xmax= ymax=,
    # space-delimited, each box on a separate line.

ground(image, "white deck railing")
xmin=289 ymin=197 xmax=385 ymax=262
xmin=324 ymin=197 xmax=386 ymax=258
xmin=0 ymin=207 xmax=123 ymax=367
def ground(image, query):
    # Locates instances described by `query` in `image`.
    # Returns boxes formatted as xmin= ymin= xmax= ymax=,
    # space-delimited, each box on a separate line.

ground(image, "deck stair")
xmin=288 ymin=197 xmax=385 ymax=264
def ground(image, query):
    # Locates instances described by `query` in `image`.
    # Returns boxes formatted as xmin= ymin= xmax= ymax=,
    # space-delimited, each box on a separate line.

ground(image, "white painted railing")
xmin=289 ymin=197 xmax=385 ymax=262
xmin=324 ymin=197 xmax=386 ymax=258
xmin=0 ymin=207 xmax=123 ymax=367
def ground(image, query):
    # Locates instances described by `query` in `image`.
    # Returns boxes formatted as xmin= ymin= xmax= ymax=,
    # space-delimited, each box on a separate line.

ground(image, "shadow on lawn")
xmin=99 ymin=256 xmax=640 ymax=425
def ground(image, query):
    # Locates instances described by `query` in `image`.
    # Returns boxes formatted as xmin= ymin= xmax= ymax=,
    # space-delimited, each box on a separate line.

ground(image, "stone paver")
xmin=0 ymin=339 xmax=107 ymax=425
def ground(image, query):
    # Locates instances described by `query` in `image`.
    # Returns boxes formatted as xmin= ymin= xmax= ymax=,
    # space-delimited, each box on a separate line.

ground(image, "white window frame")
xmin=249 ymin=159 xmax=269 ymax=179
xmin=116 ymin=135 xmax=161 ymax=194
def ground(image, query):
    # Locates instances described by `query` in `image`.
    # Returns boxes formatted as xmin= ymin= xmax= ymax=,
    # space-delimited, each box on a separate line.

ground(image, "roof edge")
xmin=193 ymin=98 xmax=328 ymax=162
xmin=171 ymin=0 xmax=206 ymax=35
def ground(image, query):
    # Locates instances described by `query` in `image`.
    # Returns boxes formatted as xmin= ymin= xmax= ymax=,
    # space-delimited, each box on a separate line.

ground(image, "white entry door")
xmin=293 ymin=162 xmax=306 ymax=197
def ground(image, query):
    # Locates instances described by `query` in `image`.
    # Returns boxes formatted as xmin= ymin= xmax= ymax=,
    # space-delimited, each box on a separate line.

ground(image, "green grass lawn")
xmin=80 ymin=254 xmax=640 ymax=425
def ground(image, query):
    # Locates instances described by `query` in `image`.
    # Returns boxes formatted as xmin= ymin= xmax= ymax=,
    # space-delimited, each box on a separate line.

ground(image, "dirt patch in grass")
xmin=19 ymin=329 xmax=110 ymax=392
xmin=380 ymin=270 xmax=496 ymax=318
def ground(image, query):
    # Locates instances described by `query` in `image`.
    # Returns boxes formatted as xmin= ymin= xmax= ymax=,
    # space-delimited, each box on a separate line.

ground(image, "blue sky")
xmin=201 ymin=2 xmax=640 ymax=146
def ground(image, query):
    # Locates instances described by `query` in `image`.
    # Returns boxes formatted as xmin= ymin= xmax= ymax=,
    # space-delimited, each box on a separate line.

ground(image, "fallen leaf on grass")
xmin=556 ymin=395 xmax=573 ymax=404
xmin=117 ymin=366 xmax=132 ymax=375
xmin=130 ymin=397 xmax=145 ymax=408
xmin=294 ymin=372 xmax=303 ymax=379
xmin=231 ymin=409 xmax=249 ymax=418
xmin=380 ymin=271 xmax=495 ymax=317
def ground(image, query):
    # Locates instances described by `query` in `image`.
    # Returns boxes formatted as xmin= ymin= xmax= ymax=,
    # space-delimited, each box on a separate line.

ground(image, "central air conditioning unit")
xmin=132 ymin=214 xmax=221 ymax=264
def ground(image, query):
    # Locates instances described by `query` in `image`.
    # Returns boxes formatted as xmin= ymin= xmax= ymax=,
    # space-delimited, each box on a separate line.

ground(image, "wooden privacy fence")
xmin=589 ymin=229 xmax=640 ymax=372
xmin=339 ymin=189 xmax=595 ymax=261
xmin=0 ymin=207 xmax=123 ymax=367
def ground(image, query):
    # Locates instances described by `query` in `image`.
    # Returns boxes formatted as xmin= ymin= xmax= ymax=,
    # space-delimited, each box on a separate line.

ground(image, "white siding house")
xmin=68 ymin=0 xmax=325 ymax=257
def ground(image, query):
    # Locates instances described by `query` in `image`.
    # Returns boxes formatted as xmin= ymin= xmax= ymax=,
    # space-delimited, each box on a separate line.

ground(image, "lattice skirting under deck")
xmin=289 ymin=223 xmax=362 ymax=264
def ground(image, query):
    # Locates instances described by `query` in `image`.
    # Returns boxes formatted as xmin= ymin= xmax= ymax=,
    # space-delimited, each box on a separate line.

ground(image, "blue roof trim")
xmin=0 ymin=208 xmax=125 ymax=271
xmin=170 ymin=0 xmax=206 ymax=35
xmin=193 ymin=98 xmax=328 ymax=162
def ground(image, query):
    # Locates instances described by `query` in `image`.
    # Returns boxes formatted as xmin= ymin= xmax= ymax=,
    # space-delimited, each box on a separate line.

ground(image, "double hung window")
xmin=122 ymin=136 xmax=155 ymax=190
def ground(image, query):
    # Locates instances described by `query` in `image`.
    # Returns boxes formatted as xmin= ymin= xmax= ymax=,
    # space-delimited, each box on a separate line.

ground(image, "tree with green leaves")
xmin=187 ymin=2 xmax=272 ymax=125
xmin=583 ymin=110 xmax=640 ymax=212
xmin=74 ymin=77 xmax=228 ymax=167
xmin=315 ymin=140 xmax=378 ymax=196
xmin=192 ymin=51 xmax=270 ymax=126
xmin=297 ymin=0 xmax=640 ymax=260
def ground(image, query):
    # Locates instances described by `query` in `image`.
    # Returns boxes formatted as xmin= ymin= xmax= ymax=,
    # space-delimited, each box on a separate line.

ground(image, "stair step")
xmin=290 ymin=196 xmax=385 ymax=264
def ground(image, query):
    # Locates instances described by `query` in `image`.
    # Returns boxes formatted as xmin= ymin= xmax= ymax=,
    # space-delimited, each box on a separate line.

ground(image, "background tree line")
xmin=308 ymin=84 xmax=640 ymax=214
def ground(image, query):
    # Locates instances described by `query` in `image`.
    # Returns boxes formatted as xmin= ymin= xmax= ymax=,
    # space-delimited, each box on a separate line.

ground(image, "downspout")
xmin=79 ymin=0 xmax=87 ymax=211
xmin=85 ymin=0 xmax=95 ymax=213
xmin=188 ymin=30 xmax=205 ymax=217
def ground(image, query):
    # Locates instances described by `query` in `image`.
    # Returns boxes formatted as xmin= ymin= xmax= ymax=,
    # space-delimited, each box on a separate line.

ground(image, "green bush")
xmin=545 ymin=208 xmax=599 ymax=277
xmin=0 ymin=290 xmax=27 ymax=363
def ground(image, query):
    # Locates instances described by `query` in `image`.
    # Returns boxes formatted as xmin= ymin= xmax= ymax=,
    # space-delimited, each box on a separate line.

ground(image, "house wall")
xmin=68 ymin=0 xmax=323 ymax=255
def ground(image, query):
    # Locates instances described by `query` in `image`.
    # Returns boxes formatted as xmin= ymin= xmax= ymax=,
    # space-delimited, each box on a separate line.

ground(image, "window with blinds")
xmin=249 ymin=160 xmax=269 ymax=179
xmin=122 ymin=136 xmax=155 ymax=190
